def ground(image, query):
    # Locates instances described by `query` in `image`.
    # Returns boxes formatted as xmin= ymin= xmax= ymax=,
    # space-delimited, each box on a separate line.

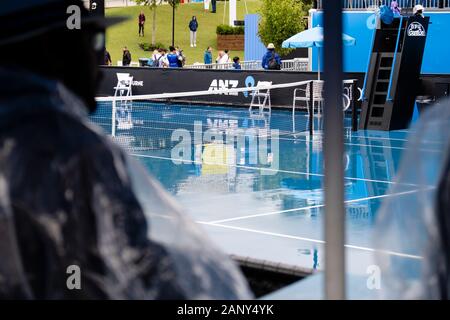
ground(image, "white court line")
xmin=349 ymin=133 xmax=443 ymax=146
xmin=197 ymin=221 xmax=423 ymax=260
xmin=349 ymin=134 xmax=409 ymax=142
xmin=279 ymin=134 xmax=440 ymax=152
xmin=132 ymin=153 xmax=423 ymax=187
xmin=206 ymin=189 xmax=421 ymax=224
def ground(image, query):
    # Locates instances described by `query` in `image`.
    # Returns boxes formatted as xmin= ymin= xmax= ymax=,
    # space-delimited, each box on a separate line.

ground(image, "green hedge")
xmin=216 ymin=25 xmax=245 ymax=35
xmin=139 ymin=42 xmax=168 ymax=52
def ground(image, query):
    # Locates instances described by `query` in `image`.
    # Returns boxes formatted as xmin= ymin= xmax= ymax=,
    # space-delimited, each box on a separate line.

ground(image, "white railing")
xmin=185 ymin=60 xmax=262 ymax=70
xmin=281 ymin=58 xmax=309 ymax=71
xmin=184 ymin=58 xmax=309 ymax=72
xmin=316 ymin=0 xmax=450 ymax=9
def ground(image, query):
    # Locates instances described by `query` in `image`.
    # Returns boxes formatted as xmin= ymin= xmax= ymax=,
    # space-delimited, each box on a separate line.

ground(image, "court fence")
xmin=184 ymin=58 xmax=309 ymax=72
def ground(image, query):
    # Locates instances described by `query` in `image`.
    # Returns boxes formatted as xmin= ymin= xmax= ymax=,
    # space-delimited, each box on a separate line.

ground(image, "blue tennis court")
xmin=90 ymin=101 xmax=432 ymax=296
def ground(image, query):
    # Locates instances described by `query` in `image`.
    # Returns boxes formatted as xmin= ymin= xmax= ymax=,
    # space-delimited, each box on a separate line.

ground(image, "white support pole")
xmin=318 ymin=47 xmax=321 ymax=81
xmin=229 ymin=0 xmax=237 ymax=26
xmin=112 ymin=100 xmax=117 ymax=137
xmin=223 ymin=0 xmax=227 ymax=24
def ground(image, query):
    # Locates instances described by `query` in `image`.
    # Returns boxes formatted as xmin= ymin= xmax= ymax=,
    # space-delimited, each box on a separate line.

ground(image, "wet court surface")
xmin=91 ymin=103 xmax=430 ymax=282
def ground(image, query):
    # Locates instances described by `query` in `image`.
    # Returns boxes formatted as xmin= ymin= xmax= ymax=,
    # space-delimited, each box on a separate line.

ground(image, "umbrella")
xmin=282 ymin=26 xmax=356 ymax=80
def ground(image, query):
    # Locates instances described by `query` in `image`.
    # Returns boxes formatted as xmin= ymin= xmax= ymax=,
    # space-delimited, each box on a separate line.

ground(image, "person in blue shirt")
xmin=232 ymin=56 xmax=241 ymax=70
xmin=189 ymin=16 xmax=199 ymax=47
xmin=262 ymin=43 xmax=281 ymax=70
xmin=204 ymin=46 xmax=213 ymax=66
xmin=167 ymin=46 xmax=180 ymax=68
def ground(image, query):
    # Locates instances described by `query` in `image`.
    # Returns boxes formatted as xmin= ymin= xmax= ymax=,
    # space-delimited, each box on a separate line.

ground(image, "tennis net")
xmin=92 ymin=80 xmax=319 ymax=154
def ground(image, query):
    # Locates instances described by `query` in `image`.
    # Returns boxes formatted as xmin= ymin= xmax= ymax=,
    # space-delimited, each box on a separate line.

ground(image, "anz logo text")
xmin=208 ymin=79 xmax=239 ymax=96
xmin=208 ymin=76 xmax=256 ymax=98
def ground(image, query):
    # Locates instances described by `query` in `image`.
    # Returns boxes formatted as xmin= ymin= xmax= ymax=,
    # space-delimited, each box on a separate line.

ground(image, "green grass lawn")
xmin=106 ymin=1 xmax=262 ymax=65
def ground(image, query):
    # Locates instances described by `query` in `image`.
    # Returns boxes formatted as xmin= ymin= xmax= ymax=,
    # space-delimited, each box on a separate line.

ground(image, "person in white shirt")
xmin=204 ymin=0 xmax=210 ymax=12
xmin=159 ymin=49 xmax=169 ymax=68
xmin=223 ymin=49 xmax=230 ymax=63
xmin=216 ymin=51 xmax=223 ymax=64
xmin=215 ymin=51 xmax=224 ymax=69
xmin=217 ymin=51 xmax=229 ymax=63
xmin=215 ymin=50 xmax=231 ymax=69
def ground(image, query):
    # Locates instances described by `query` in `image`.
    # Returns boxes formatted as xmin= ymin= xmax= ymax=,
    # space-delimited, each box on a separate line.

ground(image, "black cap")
xmin=0 ymin=0 xmax=126 ymax=46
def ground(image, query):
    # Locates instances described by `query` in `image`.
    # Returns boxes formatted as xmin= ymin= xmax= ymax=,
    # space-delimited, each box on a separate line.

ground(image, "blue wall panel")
xmin=421 ymin=12 xmax=450 ymax=74
xmin=311 ymin=11 xmax=379 ymax=73
xmin=311 ymin=10 xmax=450 ymax=75
xmin=244 ymin=14 xmax=267 ymax=61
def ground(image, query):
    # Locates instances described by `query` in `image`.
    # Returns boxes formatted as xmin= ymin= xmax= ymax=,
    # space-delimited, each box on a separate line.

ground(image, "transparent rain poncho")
xmin=374 ymin=98 xmax=450 ymax=299
xmin=0 ymin=67 xmax=252 ymax=299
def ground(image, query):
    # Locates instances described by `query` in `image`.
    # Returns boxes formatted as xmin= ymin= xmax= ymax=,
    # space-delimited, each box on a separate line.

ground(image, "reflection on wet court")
xmin=91 ymin=102 xmax=432 ymax=278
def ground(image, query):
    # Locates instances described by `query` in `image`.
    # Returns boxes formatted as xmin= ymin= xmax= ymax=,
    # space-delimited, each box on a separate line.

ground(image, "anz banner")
xmin=98 ymin=67 xmax=365 ymax=108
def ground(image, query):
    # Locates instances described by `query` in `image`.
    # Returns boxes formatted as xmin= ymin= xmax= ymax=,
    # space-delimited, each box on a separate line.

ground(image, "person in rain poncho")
xmin=374 ymin=98 xmax=450 ymax=299
xmin=0 ymin=0 xmax=252 ymax=300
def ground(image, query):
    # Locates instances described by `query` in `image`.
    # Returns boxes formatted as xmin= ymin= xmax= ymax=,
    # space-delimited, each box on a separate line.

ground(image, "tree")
xmin=167 ymin=0 xmax=181 ymax=8
xmin=135 ymin=0 xmax=163 ymax=46
xmin=258 ymin=0 xmax=310 ymax=56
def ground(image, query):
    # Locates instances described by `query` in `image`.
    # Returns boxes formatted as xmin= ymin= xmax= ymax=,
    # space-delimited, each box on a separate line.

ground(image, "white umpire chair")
xmin=249 ymin=81 xmax=273 ymax=116
xmin=292 ymin=80 xmax=324 ymax=133
xmin=291 ymin=79 xmax=358 ymax=133
xmin=112 ymin=73 xmax=134 ymax=135
xmin=292 ymin=80 xmax=324 ymax=117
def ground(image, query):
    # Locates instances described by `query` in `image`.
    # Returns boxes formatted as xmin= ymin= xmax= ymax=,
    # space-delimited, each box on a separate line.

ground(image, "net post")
xmin=351 ymin=80 xmax=358 ymax=132
xmin=111 ymin=99 xmax=116 ymax=137
xmin=309 ymin=80 xmax=314 ymax=137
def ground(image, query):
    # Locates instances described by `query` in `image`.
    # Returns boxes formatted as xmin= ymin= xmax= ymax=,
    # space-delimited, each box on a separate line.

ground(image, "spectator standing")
xmin=151 ymin=49 xmax=162 ymax=67
xmin=204 ymin=0 xmax=210 ymax=12
xmin=232 ymin=57 xmax=241 ymax=70
xmin=204 ymin=46 xmax=213 ymax=66
xmin=391 ymin=0 xmax=401 ymax=16
xmin=216 ymin=51 xmax=225 ymax=64
xmin=413 ymin=4 xmax=425 ymax=17
xmin=176 ymin=47 xmax=186 ymax=67
xmin=223 ymin=49 xmax=230 ymax=63
xmin=104 ymin=48 xmax=112 ymax=66
xmin=167 ymin=46 xmax=180 ymax=68
xmin=138 ymin=11 xmax=146 ymax=37
xmin=211 ymin=0 xmax=217 ymax=13
xmin=262 ymin=43 xmax=281 ymax=70
xmin=122 ymin=46 xmax=131 ymax=66
xmin=189 ymin=16 xmax=198 ymax=47
xmin=216 ymin=51 xmax=230 ymax=69
xmin=215 ymin=50 xmax=224 ymax=69
xmin=159 ymin=49 xmax=169 ymax=68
